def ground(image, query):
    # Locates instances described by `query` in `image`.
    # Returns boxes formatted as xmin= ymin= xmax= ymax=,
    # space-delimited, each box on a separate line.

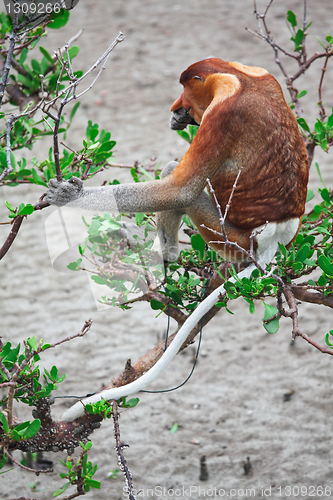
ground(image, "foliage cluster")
xmin=0 ymin=2 xmax=332 ymax=499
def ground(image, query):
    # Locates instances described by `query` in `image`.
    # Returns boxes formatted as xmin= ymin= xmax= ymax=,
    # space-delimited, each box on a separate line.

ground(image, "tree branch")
xmin=0 ymin=199 xmax=49 ymax=261
xmin=0 ymin=5 xmax=19 ymax=106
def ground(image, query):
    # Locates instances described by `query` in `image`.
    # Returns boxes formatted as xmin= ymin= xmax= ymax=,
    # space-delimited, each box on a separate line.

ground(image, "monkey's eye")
xmin=193 ymin=75 xmax=204 ymax=82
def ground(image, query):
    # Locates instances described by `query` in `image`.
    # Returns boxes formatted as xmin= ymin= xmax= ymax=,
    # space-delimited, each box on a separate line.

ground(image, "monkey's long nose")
xmin=171 ymin=96 xmax=183 ymax=111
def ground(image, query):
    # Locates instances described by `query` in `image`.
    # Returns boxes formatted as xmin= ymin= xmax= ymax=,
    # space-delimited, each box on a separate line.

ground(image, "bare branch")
xmin=282 ymin=286 xmax=333 ymax=355
xmin=44 ymin=32 xmax=125 ymax=110
xmin=318 ymin=52 xmax=330 ymax=120
xmin=0 ymin=7 xmax=19 ymax=106
xmin=291 ymin=285 xmax=333 ymax=308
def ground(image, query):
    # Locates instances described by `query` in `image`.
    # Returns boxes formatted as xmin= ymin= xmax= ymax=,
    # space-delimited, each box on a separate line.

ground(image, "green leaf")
xmin=83 ymin=441 xmax=92 ymax=451
xmin=317 ymin=36 xmax=326 ymax=50
xmin=320 ymin=188 xmax=331 ymax=204
xmin=67 ymin=259 xmax=82 ymax=271
xmin=306 ymin=189 xmax=314 ymax=202
xmin=17 ymin=204 xmax=34 ymax=216
xmin=39 ymin=46 xmax=54 ymax=64
xmin=50 ymin=365 xmax=58 ymax=380
xmin=0 ymin=411 xmax=9 ymax=434
xmin=297 ymin=117 xmax=310 ymax=133
xmin=295 ymin=243 xmax=310 ymax=262
xmin=318 ymin=254 xmax=333 ymax=277
xmin=191 ymin=233 xmax=206 ymax=260
xmin=48 ymin=9 xmax=70 ymax=29
xmin=0 ymin=456 xmax=8 ymax=471
xmin=31 ymin=168 xmax=48 ymax=187
xmin=27 ymin=336 xmax=38 ymax=351
xmin=53 ymin=482 xmax=70 ymax=497
xmin=188 ymin=124 xmax=199 ymax=139
xmin=70 ymin=102 xmax=80 ymax=122
xmin=292 ymin=261 xmax=303 ymax=272
xmin=125 ymin=397 xmax=139 ymax=408
xmin=5 ymin=200 xmax=15 ymax=212
xmin=294 ymin=29 xmax=304 ymax=48
xmin=24 ymin=419 xmax=41 ymax=439
xmin=169 ymin=423 xmax=178 ymax=433
xmin=87 ymin=141 xmax=100 ymax=151
xmin=31 ymin=59 xmax=41 ymax=74
xmin=315 ymin=162 xmax=326 ymax=188
xmin=68 ymin=45 xmax=80 ymax=60
xmin=277 ymin=242 xmax=287 ymax=258
xmin=91 ymin=275 xmax=108 ymax=285
xmin=84 ymin=479 xmax=100 ymax=489
xmin=19 ymin=48 xmax=29 ymax=65
xmin=296 ymin=90 xmax=307 ymax=99
xmin=177 ymin=130 xmax=191 ymax=142
xmin=262 ymin=302 xmax=280 ymax=334
xmin=249 ymin=301 xmax=255 ymax=314
xmin=327 ymin=110 xmax=333 ymax=129
xmin=150 ymin=299 xmax=165 ymax=310
xmin=97 ymin=140 xmax=116 ymax=153
xmin=325 ymin=331 xmax=333 ymax=348
xmin=287 ymin=10 xmax=297 ymax=28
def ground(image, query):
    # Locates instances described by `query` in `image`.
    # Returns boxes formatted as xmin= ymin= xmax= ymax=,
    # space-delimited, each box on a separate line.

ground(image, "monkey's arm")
xmin=45 ymin=156 xmax=210 ymax=214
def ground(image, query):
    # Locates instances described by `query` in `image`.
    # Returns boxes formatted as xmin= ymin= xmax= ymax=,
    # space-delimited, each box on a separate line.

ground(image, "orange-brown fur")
xmin=169 ymin=58 xmax=308 ymax=255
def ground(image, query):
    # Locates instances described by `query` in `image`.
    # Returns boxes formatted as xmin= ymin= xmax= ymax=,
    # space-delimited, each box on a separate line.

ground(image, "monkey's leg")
xmin=156 ymin=160 xmax=255 ymax=263
xmin=155 ymin=161 xmax=185 ymax=262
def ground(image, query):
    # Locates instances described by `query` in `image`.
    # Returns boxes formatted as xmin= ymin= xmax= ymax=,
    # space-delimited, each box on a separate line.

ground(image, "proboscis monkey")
xmin=46 ymin=59 xmax=308 ymax=421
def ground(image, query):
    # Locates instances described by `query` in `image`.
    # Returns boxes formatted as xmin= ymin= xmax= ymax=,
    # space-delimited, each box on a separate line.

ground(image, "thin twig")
xmin=44 ymin=32 xmax=125 ymax=110
xmin=3 ymin=448 xmax=53 ymax=474
xmin=0 ymin=98 xmax=45 ymax=180
xmin=206 ymin=178 xmax=226 ymax=241
xmin=42 ymin=32 xmax=125 ymax=181
xmin=48 ymin=319 xmax=92 ymax=349
xmin=246 ymin=0 xmax=333 ymax=118
xmin=318 ymin=52 xmax=330 ymax=120
xmin=111 ymin=401 xmax=136 ymax=500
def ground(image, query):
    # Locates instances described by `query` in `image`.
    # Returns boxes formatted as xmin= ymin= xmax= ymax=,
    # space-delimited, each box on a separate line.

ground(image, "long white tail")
xmin=61 ymin=219 xmax=299 ymax=422
xmin=61 ymin=262 xmax=256 ymax=421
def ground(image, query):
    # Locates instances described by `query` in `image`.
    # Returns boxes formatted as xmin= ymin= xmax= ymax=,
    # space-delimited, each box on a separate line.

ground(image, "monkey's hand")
xmin=46 ymin=177 xmax=83 ymax=206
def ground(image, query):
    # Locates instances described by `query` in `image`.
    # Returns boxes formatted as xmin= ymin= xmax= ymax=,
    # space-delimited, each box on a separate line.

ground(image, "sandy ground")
xmin=1 ymin=1 xmax=333 ymax=499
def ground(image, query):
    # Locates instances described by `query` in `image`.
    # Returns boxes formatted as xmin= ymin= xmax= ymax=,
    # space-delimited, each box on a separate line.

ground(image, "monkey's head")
xmin=170 ymin=58 xmax=268 ymax=130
